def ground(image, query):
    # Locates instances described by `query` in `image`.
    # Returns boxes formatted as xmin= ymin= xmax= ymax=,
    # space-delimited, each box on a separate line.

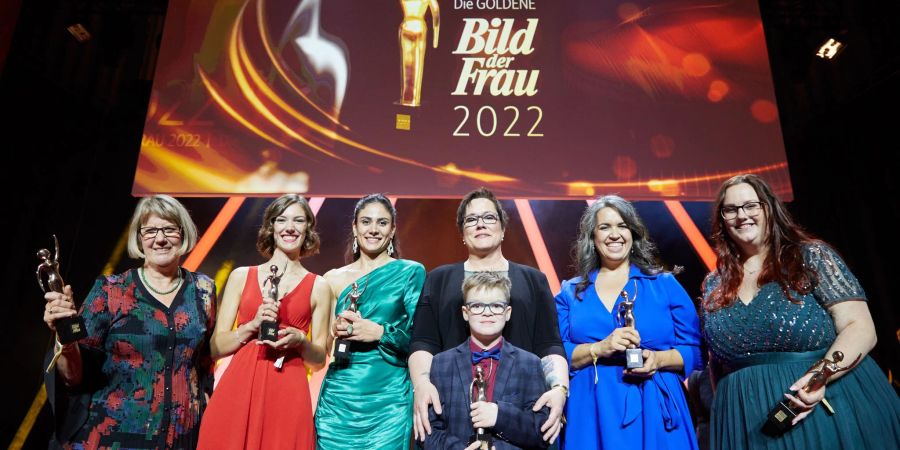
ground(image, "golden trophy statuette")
xmin=398 ymin=0 xmax=440 ymax=107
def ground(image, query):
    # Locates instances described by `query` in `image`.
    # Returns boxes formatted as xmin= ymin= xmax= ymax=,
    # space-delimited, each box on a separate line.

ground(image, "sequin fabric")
xmin=702 ymin=243 xmax=867 ymax=364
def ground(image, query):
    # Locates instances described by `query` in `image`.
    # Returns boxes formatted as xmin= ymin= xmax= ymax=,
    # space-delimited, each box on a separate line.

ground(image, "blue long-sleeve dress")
xmin=555 ymin=265 xmax=702 ymax=450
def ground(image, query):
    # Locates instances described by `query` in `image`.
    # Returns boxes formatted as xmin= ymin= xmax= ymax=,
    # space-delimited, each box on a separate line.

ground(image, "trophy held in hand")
xmin=764 ymin=350 xmax=861 ymax=434
xmin=37 ymin=235 xmax=86 ymax=344
xmin=332 ymin=280 xmax=366 ymax=366
xmin=618 ymin=288 xmax=643 ymax=369
xmin=259 ymin=265 xmax=283 ymax=342
xmin=470 ymin=365 xmax=492 ymax=449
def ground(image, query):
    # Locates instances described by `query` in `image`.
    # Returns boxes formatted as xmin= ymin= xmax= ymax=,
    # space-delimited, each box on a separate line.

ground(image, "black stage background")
xmin=1 ymin=0 xmax=898 ymax=447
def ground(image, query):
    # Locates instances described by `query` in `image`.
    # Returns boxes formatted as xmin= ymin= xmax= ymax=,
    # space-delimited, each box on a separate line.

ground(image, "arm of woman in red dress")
xmin=297 ymin=275 xmax=333 ymax=370
xmin=210 ymin=268 xmax=260 ymax=359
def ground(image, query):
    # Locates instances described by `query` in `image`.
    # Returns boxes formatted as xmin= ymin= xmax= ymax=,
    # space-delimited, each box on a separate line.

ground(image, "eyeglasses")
xmin=464 ymin=302 xmax=509 ymax=315
xmin=139 ymin=226 xmax=182 ymax=239
xmin=720 ymin=201 xmax=763 ymax=220
xmin=463 ymin=213 xmax=500 ymax=228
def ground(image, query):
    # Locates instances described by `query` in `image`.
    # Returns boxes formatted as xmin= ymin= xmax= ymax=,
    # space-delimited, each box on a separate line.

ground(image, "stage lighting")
xmin=816 ymin=38 xmax=844 ymax=60
xmin=67 ymin=23 xmax=91 ymax=43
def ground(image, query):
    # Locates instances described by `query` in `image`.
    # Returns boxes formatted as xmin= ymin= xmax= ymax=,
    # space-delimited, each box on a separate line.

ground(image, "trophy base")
xmin=763 ymin=399 xmax=798 ymax=435
xmin=333 ymin=338 xmax=352 ymax=366
xmin=625 ymin=348 xmax=644 ymax=369
xmin=469 ymin=433 xmax=492 ymax=449
xmin=259 ymin=321 xmax=279 ymax=342
xmin=57 ymin=316 xmax=87 ymax=344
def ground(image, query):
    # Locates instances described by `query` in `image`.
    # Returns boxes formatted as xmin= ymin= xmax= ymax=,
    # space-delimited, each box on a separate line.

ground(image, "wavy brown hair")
xmin=703 ymin=174 xmax=819 ymax=311
xmin=256 ymin=194 xmax=320 ymax=258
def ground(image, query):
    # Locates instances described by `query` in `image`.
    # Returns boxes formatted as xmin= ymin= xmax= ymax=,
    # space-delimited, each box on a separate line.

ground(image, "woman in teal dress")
xmin=702 ymin=174 xmax=900 ymax=450
xmin=315 ymin=194 xmax=425 ymax=449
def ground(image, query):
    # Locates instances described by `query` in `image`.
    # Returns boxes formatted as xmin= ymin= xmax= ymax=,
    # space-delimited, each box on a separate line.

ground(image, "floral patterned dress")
xmin=62 ymin=268 xmax=216 ymax=449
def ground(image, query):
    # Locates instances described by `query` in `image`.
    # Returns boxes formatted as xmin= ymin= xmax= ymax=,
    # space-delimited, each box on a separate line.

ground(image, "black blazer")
xmin=425 ymin=340 xmax=550 ymax=450
xmin=410 ymin=261 xmax=564 ymax=359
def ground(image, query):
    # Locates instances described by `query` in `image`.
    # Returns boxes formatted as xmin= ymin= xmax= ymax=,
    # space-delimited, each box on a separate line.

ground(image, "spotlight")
xmin=67 ymin=24 xmax=91 ymax=43
xmin=816 ymin=38 xmax=844 ymax=60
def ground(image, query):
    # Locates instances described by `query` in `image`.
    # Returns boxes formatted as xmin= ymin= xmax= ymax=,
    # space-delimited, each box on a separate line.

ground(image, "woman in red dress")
xmin=198 ymin=194 xmax=333 ymax=449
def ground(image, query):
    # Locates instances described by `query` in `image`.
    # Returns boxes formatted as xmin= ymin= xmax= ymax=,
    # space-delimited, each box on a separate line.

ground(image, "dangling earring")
xmin=352 ymin=239 xmax=358 ymax=253
xmin=387 ymin=241 xmax=395 ymax=256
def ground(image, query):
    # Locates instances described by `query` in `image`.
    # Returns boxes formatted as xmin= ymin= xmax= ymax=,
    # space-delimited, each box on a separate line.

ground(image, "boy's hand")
xmin=470 ymin=401 xmax=498 ymax=429
xmin=464 ymin=442 xmax=496 ymax=450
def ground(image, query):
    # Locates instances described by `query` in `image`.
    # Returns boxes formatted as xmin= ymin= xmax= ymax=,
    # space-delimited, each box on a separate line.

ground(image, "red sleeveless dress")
xmin=198 ymin=268 xmax=316 ymax=450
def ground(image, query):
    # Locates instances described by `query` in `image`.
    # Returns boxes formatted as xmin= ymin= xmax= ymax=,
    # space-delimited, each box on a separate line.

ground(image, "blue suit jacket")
xmin=425 ymin=340 xmax=550 ymax=450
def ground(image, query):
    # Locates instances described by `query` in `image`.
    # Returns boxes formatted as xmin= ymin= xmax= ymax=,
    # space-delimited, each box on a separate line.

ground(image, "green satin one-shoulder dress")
xmin=315 ymin=259 xmax=425 ymax=450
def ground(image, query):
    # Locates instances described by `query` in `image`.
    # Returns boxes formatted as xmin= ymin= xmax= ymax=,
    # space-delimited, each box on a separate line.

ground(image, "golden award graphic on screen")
xmin=136 ymin=0 xmax=792 ymax=200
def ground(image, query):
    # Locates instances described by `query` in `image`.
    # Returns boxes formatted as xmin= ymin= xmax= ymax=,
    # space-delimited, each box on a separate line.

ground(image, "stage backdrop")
xmin=135 ymin=0 xmax=791 ymax=200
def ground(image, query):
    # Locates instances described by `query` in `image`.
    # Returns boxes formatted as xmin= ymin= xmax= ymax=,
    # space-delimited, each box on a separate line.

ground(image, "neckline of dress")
xmin=255 ymin=266 xmax=311 ymax=302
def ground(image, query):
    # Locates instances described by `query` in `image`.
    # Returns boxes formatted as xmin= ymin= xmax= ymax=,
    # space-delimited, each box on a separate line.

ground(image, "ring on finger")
xmin=347 ymin=324 xmax=354 ymax=336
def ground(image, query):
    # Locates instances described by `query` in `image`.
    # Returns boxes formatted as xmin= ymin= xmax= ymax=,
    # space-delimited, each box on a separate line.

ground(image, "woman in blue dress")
xmin=555 ymin=195 xmax=702 ymax=450
xmin=702 ymin=174 xmax=900 ymax=449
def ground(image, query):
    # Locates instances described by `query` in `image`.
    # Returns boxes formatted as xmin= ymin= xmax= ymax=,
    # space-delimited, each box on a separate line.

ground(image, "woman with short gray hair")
xmin=42 ymin=195 xmax=216 ymax=449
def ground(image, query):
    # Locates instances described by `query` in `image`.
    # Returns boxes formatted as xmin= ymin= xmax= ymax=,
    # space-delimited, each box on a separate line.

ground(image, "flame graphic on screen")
xmin=190 ymin=0 xmax=516 ymax=189
xmin=558 ymin=162 xmax=790 ymax=198
xmin=283 ymin=0 xmax=349 ymax=116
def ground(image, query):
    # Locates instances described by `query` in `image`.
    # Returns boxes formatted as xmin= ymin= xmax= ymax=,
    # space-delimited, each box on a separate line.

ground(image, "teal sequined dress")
xmin=315 ymin=260 xmax=425 ymax=450
xmin=702 ymin=243 xmax=900 ymax=450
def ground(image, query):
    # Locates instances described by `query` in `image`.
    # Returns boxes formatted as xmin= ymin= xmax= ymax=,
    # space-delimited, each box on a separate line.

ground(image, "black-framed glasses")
xmin=139 ymin=226 xmax=182 ymax=239
xmin=464 ymin=302 xmax=509 ymax=315
xmin=720 ymin=201 xmax=763 ymax=220
xmin=463 ymin=213 xmax=500 ymax=228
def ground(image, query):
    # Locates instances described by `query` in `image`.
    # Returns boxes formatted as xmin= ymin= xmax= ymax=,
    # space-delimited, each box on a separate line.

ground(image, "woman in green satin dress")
xmin=315 ymin=194 xmax=425 ymax=449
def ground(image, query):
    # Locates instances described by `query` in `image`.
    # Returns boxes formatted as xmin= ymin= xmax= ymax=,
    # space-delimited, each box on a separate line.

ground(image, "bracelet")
xmin=235 ymin=327 xmax=249 ymax=345
xmin=589 ymin=342 xmax=599 ymax=363
xmin=551 ymin=383 xmax=570 ymax=398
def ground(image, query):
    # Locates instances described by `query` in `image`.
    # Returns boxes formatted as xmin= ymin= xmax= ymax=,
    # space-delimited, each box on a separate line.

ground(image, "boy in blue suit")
xmin=425 ymin=272 xmax=550 ymax=450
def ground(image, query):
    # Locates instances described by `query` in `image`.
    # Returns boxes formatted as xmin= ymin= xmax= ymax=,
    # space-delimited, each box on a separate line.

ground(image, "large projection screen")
xmin=135 ymin=0 xmax=792 ymax=200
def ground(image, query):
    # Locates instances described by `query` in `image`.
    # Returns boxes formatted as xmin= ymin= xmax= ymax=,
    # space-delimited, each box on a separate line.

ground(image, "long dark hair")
xmin=573 ymin=195 xmax=663 ymax=298
xmin=346 ymin=193 xmax=400 ymax=262
xmin=703 ymin=174 xmax=819 ymax=311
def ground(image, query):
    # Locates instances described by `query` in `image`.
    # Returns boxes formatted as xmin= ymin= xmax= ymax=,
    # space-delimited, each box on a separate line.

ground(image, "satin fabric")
xmin=315 ymin=259 xmax=425 ymax=450
xmin=556 ymin=265 xmax=702 ymax=450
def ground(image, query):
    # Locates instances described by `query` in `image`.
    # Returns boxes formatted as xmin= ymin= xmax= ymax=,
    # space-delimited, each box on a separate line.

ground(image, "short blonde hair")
xmin=127 ymin=195 xmax=198 ymax=259
xmin=462 ymin=271 xmax=512 ymax=302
